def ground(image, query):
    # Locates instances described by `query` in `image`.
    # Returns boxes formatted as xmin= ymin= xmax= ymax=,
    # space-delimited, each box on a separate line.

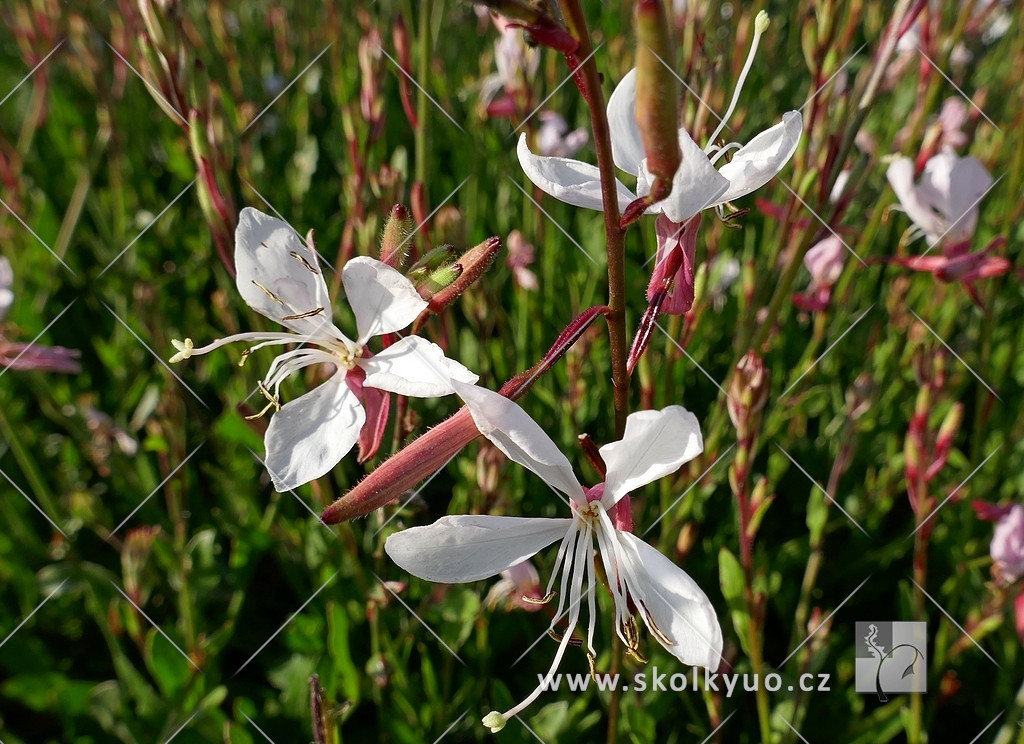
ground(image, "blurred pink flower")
xmin=0 ymin=341 xmax=82 ymax=373
xmin=486 ymin=559 xmax=545 ymax=612
xmin=973 ymin=501 xmax=1024 ymax=584
xmin=935 ymin=98 xmax=969 ymax=150
xmin=793 ymin=235 xmax=846 ymax=312
xmin=506 ymin=230 xmax=538 ymax=291
xmin=480 ymin=17 xmax=538 ymax=118
xmin=991 ymin=505 xmax=1024 ymax=583
xmin=536 ymin=112 xmax=588 ymax=158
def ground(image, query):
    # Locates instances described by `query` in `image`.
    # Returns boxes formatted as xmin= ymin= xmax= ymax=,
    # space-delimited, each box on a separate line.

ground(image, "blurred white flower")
xmin=0 ymin=256 xmax=12 ymax=322
xmin=886 ymin=147 xmax=992 ymax=247
xmin=536 ymin=111 xmax=588 ymax=158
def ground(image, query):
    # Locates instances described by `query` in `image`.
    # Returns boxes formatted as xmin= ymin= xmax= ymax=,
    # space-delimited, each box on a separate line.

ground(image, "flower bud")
xmin=727 ymin=351 xmax=770 ymax=438
xmin=634 ymin=0 xmax=680 ymax=201
xmin=426 ymin=237 xmax=501 ymax=313
xmin=379 ymin=204 xmax=414 ymax=268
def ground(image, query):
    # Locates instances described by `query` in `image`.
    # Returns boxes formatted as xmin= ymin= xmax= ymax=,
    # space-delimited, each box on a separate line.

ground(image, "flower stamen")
xmin=639 ymin=600 xmax=674 ymax=646
xmin=281 ymin=307 xmax=325 ymax=321
xmin=251 ymin=279 xmax=285 ymax=304
xmin=289 ymin=250 xmax=320 ymax=274
xmin=244 ymin=381 xmax=281 ymax=420
xmin=522 ymin=590 xmax=556 ymax=605
xmin=706 ymin=10 xmax=770 ymax=147
xmin=547 ymin=628 xmax=583 ymax=647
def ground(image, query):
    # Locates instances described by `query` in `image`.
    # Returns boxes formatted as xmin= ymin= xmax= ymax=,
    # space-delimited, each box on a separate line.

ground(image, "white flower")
xmin=386 ymin=384 xmax=722 ymax=731
xmin=171 ymin=207 xmax=477 ymax=491
xmin=516 ymin=14 xmax=801 ymax=224
xmin=886 ymin=147 xmax=993 ymax=247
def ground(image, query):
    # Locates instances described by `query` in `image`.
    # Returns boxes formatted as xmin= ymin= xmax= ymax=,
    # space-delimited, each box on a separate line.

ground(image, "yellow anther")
xmin=289 ymin=250 xmax=320 ymax=274
xmin=244 ymin=381 xmax=281 ymax=420
xmin=522 ymin=591 xmax=556 ymax=605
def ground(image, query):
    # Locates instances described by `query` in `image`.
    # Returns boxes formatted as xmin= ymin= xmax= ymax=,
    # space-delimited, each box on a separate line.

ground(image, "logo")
xmin=854 ymin=621 xmax=927 ymax=701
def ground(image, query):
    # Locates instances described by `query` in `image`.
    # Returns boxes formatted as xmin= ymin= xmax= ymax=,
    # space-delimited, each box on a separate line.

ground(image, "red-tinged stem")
xmin=556 ymin=0 xmax=629 ymax=439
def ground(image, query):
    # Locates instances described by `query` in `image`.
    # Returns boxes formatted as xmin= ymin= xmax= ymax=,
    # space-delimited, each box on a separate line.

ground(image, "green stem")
xmin=414 ymin=0 xmax=431 ymax=190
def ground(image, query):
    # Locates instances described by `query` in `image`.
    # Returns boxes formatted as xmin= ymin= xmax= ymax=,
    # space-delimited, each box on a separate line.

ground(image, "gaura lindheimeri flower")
xmin=170 ymin=207 xmax=477 ymax=491
xmin=516 ymin=12 xmax=801 ymax=226
xmin=385 ymin=384 xmax=722 ymax=732
xmin=886 ymin=147 xmax=993 ymax=248
xmin=517 ymin=12 xmax=799 ymax=316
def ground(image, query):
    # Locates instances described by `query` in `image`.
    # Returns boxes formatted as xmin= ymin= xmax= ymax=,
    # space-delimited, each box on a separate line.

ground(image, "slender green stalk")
xmin=415 ymin=0 xmax=432 ymax=190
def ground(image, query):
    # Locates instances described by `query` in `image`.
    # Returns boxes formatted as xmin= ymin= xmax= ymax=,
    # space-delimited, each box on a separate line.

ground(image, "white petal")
xmin=599 ymin=406 xmax=703 ymax=505
xmin=516 ymin=133 xmax=636 ymax=213
xmin=918 ymin=149 xmax=992 ymax=241
xmin=606 ymin=68 xmax=647 ymax=175
xmin=454 ymin=381 xmax=586 ymax=502
xmin=386 ymin=515 xmax=572 ymax=582
xmin=264 ymin=371 xmax=364 ymax=491
xmin=715 ymin=111 xmax=802 ymax=206
xmin=235 ymin=207 xmax=344 ymax=339
xmin=342 ymin=256 xmax=428 ymax=344
xmin=644 ymin=130 xmax=730 ymax=222
xmin=616 ymin=531 xmax=723 ymax=669
xmin=359 ymin=336 xmax=478 ymax=397
xmin=886 ymin=157 xmax=943 ymax=239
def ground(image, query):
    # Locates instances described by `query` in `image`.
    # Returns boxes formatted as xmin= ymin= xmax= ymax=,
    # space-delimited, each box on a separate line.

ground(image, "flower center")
xmin=330 ymin=340 xmax=362 ymax=370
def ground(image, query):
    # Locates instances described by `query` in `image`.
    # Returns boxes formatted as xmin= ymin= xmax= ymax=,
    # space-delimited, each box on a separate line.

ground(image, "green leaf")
xmin=145 ymin=627 xmax=194 ymax=698
xmin=327 ymin=601 xmax=361 ymax=705
xmin=718 ymin=547 xmax=752 ymax=656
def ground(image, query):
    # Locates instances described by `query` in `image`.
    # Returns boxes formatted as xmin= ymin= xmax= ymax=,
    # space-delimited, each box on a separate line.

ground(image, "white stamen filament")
xmin=489 ymin=519 xmax=590 ymax=726
xmin=706 ymin=10 xmax=769 ymax=147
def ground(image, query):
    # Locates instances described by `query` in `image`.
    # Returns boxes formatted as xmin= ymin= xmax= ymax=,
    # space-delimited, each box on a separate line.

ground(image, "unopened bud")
xmin=419 ymin=263 xmax=462 ymax=296
xmin=321 ymin=408 xmax=481 ymax=524
xmin=727 ymin=351 xmax=770 ymax=437
xmin=634 ymin=0 xmax=680 ymax=200
xmin=379 ymin=204 xmax=414 ymax=267
xmin=426 ymin=237 xmax=501 ymax=312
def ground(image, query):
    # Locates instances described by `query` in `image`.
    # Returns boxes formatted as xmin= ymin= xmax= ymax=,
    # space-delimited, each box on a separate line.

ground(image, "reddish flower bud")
xmin=634 ymin=0 xmax=681 ymax=187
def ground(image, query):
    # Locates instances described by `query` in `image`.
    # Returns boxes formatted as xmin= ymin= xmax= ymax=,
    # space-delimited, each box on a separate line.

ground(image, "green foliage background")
xmin=0 ymin=1 xmax=1022 ymax=742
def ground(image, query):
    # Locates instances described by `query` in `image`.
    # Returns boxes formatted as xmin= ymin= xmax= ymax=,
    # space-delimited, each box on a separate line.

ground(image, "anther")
xmin=244 ymin=381 xmax=281 ymax=420
xmin=281 ymin=307 xmax=324 ymax=321
xmin=640 ymin=601 xmax=674 ymax=646
xmin=289 ymin=251 xmax=320 ymax=274
xmin=251 ymin=280 xmax=284 ymax=304
xmin=522 ymin=591 xmax=556 ymax=605
xmin=547 ymin=629 xmax=583 ymax=647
